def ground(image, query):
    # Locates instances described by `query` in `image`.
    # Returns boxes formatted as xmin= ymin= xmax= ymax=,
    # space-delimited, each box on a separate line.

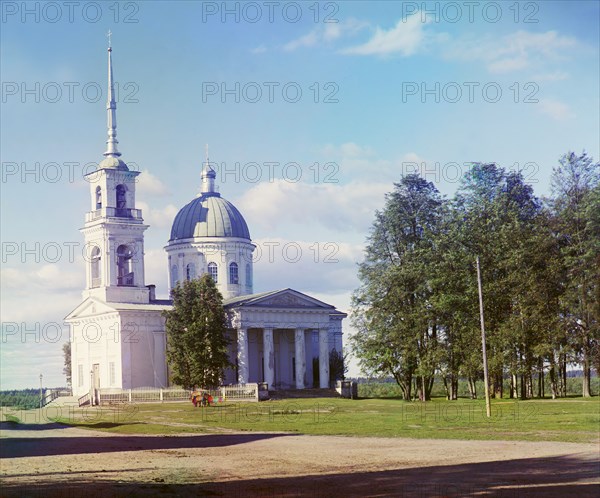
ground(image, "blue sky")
xmin=1 ymin=1 xmax=599 ymax=389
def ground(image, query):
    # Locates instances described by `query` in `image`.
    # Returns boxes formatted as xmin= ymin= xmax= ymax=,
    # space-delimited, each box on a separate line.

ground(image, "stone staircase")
xmin=268 ymin=388 xmax=340 ymax=400
xmin=44 ymin=395 xmax=80 ymax=407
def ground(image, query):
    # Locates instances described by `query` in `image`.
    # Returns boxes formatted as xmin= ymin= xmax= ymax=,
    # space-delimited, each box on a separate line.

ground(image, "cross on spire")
xmin=200 ymin=144 xmax=217 ymax=195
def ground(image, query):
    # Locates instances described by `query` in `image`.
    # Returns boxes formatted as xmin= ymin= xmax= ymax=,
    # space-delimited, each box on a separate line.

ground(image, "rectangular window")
xmin=78 ymin=365 xmax=84 ymax=387
xmin=109 ymin=362 xmax=116 ymax=386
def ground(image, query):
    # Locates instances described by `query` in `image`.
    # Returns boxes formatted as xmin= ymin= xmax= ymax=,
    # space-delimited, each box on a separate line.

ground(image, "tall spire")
xmin=103 ymin=30 xmax=121 ymax=158
xmin=200 ymin=143 xmax=217 ymax=195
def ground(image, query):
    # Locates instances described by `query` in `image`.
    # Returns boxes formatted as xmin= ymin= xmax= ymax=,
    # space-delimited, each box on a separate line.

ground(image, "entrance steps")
xmin=268 ymin=388 xmax=340 ymax=400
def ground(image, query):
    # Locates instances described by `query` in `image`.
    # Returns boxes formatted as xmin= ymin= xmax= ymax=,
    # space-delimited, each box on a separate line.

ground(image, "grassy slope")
xmin=50 ymin=396 xmax=600 ymax=444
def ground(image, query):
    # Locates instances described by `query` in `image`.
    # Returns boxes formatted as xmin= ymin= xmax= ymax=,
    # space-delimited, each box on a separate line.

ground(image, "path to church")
xmin=1 ymin=421 xmax=598 ymax=497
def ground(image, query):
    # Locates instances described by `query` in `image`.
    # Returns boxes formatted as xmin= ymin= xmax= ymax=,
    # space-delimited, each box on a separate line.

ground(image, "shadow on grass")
xmin=0 ymin=432 xmax=293 ymax=459
xmin=0 ymin=421 xmax=71 ymax=431
xmin=0 ymin=453 xmax=598 ymax=497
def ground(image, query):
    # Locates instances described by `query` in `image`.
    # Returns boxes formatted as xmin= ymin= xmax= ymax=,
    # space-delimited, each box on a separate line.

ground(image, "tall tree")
xmin=549 ymin=151 xmax=600 ymax=397
xmin=351 ymin=174 xmax=443 ymax=400
xmin=163 ymin=274 xmax=231 ymax=389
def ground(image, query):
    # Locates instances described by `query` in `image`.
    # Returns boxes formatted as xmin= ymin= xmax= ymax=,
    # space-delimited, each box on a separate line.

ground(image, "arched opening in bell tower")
xmin=116 ymin=244 xmax=134 ymax=286
xmin=116 ymin=184 xmax=127 ymax=216
xmin=91 ymin=246 xmax=101 ymax=288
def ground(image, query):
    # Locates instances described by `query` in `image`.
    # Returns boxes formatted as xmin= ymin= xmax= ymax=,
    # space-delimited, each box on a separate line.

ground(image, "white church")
xmin=66 ymin=45 xmax=346 ymax=397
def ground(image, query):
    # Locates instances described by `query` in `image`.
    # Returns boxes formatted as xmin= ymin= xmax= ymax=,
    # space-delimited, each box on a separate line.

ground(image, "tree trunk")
xmin=494 ymin=370 xmax=503 ymax=398
xmin=426 ymin=375 xmax=435 ymax=401
xmin=527 ymin=371 xmax=533 ymax=399
xmin=394 ymin=372 xmax=412 ymax=401
xmin=452 ymin=375 xmax=458 ymax=400
xmin=549 ymin=360 xmax=558 ymax=399
xmin=468 ymin=377 xmax=477 ymax=399
xmin=511 ymin=373 xmax=518 ymax=399
xmin=562 ymin=357 xmax=567 ymax=397
xmin=582 ymin=355 xmax=591 ymax=397
xmin=443 ymin=375 xmax=450 ymax=400
xmin=537 ymin=359 xmax=544 ymax=398
xmin=520 ymin=373 xmax=527 ymax=400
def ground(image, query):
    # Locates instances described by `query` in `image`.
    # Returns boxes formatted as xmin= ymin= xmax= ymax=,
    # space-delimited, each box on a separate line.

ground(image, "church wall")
xmin=70 ymin=313 xmax=123 ymax=396
xmin=274 ymin=329 xmax=294 ymax=389
xmin=329 ymin=316 xmax=344 ymax=354
xmin=166 ymin=239 xmax=254 ymax=299
xmin=119 ymin=311 xmax=167 ymax=389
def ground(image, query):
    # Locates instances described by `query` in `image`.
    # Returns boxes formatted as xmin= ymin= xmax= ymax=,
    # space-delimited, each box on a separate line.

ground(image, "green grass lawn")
xmin=48 ymin=396 xmax=600 ymax=444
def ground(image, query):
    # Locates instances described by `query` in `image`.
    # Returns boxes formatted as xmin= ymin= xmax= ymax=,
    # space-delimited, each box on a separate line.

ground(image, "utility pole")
xmin=39 ymin=374 xmax=43 ymax=410
xmin=476 ymin=256 xmax=491 ymax=418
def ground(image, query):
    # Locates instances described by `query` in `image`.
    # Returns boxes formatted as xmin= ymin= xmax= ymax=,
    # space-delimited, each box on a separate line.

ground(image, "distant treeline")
xmin=0 ymin=388 xmax=65 ymax=410
xmin=357 ymin=377 xmax=600 ymax=400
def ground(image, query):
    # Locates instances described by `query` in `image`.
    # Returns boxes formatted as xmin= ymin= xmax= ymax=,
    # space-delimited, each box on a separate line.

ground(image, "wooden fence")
xmin=80 ymin=384 xmax=260 ymax=406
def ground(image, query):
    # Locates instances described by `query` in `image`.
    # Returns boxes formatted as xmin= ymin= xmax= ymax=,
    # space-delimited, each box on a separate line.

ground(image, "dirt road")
xmin=1 ymin=422 xmax=598 ymax=497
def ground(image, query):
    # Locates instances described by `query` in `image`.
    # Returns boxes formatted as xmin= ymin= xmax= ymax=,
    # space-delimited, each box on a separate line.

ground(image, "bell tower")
xmin=81 ymin=40 xmax=150 ymax=304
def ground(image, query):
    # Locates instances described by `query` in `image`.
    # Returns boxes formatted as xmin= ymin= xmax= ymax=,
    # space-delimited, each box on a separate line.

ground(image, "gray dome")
xmin=169 ymin=193 xmax=251 ymax=241
xmin=98 ymin=156 xmax=128 ymax=171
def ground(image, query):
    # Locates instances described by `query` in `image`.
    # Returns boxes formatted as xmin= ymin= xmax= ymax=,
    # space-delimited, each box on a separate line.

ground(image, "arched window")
xmin=186 ymin=263 xmax=196 ymax=281
xmin=229 ymin=262 xmax=239 ymax=284
xmin=171 ymin=265 xmax=179 ymax=289
xmin=116 ymin=185 xmax=127 ymax=208
xmin=246 ymin=263 xmax=252 ymax=289
xmin=116 ymin=245 xmax=134 ymax=286
xmin=95 ymin=186 xmax=102 ymax=210
xmin=208 ymin=262 xmax=218 ymax=283
xmin=91 ymin=246 xmax=101 ymax=288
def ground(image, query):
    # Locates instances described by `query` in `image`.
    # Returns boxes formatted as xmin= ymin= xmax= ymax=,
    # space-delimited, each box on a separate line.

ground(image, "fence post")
xmin=128 ymin=389 xmax=132 ymax=402
xmin=160 ymin=389 xmax=163 ymax=402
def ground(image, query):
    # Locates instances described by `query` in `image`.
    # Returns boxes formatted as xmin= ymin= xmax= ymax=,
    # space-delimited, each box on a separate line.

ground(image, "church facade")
xmin=66 ymin=45 xmax=345 ymax=397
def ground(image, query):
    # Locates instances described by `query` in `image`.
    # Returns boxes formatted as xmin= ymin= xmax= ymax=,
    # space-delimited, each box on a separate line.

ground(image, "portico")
xmin=225 ymin=289 xmax=345 ymax=389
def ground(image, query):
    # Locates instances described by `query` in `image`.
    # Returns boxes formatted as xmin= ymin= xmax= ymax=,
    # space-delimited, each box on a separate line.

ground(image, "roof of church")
xmin=169 ymin=151 xmax=250 ymax=241
xmin=223 ymin=288 xmax=337 ymax=310
xmin=169 ymin=193 xmax=251 ymax=241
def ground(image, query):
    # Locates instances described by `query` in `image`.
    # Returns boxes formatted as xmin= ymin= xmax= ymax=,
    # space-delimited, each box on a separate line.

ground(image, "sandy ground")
xmin=1 ymin=421 xmax=599 ymax=497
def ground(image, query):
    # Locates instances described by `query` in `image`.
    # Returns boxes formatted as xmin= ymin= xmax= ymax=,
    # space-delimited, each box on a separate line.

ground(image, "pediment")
xmin=64 ymin=298 xmax=119 ymax=320
xmin=241 ymin=289 xmax=334 ymax=310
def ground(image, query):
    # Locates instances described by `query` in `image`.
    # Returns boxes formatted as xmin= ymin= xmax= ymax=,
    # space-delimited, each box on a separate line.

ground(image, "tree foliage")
xmin=352 ymin=153 xmax=599 ymax=400
xmin=62 ymin=342 xmax=72 ymax=387
xmin=163 ymin=274 xmax=231 ymax=389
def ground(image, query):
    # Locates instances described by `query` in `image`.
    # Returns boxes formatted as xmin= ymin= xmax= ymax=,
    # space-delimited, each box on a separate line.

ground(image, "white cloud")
xmin=537 ymin=99 xmax=575 ymax=120
xmin=443 ymin=30 xmax=577 ymax=74
xmin=137 ymin=201 xmax=179 ymax=229
xmin=137 ymin=169 xmax=170 ymax=197
xmin=341 ymin=14 xmax=429 ymax=57
xmin=237 ymin=179 xmax=388 ymax=233
xmin=144 ymin=248 xmax=169 ymax=298
xmin=530 ymin=71 xmax=569 ymax=82
xmin=252 ymin=237 xmax=363 ymax=296
xmin=284 ymin=31 xmax=320 ymax=51
xmin=251 ymin=45 xmax=267 ymax=54
xmin=1 ymin=263 xmax=83 ymax=296
xmin=283 ymin=19 xmax=369 ymax=52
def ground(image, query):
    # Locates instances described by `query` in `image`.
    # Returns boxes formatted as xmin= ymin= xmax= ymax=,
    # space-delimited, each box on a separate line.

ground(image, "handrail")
xmin=78 ymin=392 xmax=91 ymax=407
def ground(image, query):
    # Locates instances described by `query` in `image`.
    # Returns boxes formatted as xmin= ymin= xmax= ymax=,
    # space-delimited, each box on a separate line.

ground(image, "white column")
xmin=136 ymin=238 xmax=146 ymax=287
xmin=294 ymin=328 xmax=306 ymax=389
xmin=178 ymin=252 xmax=185 ymax=285
xmin=263 ymin=328 xmax=275 ymax=389
xmin=107 ymin=237 xmax=116 ymax=287
xmin=319 ymin=328 xmax=330 ymax=389
xmin=237 ymin=327 xmax=249 ymax=384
